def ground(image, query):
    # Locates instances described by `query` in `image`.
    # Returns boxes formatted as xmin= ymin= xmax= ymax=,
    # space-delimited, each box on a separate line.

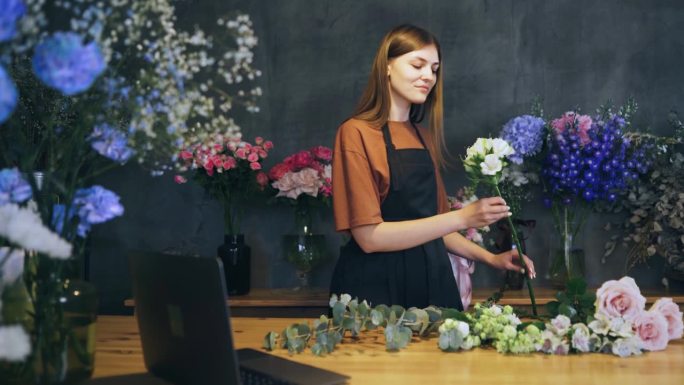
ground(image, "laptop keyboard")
xmin=240 ymin=366 xmax=293 ymax=385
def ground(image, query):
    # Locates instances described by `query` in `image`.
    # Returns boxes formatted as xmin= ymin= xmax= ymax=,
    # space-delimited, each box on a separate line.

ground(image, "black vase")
xmin=217 ymin=234 xmax=250 ymax=295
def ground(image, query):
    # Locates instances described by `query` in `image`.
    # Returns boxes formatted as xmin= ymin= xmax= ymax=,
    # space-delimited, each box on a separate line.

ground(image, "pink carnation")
xmin=255 ymin=136 xmax=264 ymax=145
xmin=263 ymin=140 xmax=274 ymax=150
xmin=650 ymin=298 xmax=684 ymax=341
xmin=256 ymin=172 xmax=269 ymax=189
xmin=250 ymin=162 xmax=262 ymax=170
xmin=551 ymin=112 xmax=593 ymax=145
xmin=311 ymin=145 xmax=333 ymax=162
xmin=235 ymin=148 xmax=248 ymax=159
xmin=222 ymin=157 xmax=237 ymax=170
xmin=293 ymin=151 xmax=313 ymax=169
xmin=269 ymin=163 xmax=291 ymax=180
xmin=174 ymin=175 xmax=187 ymax=184
xmin=595 ymin=276 xmax=646 ymax=321
xmin=633 ymin=310 xmax=670 ymax=351
xmin=247 ymin=153 xmax=259 ymax=163
xmin=180 ymin=150 xmax=193 ymax=160
xmin=272 ymin=168 xmax=322 ymax=199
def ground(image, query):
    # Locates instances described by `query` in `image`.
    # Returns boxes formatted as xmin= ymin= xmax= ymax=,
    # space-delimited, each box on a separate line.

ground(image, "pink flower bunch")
xmin=551 ymin=111 xmax=593 ymax=145
xmin=269 ymin=146 xmax=332 ymax=200
xmin=175 ymin=136 xmax=274 ymax=189
xmin=595 ymin=276 xmax=684 ymax=351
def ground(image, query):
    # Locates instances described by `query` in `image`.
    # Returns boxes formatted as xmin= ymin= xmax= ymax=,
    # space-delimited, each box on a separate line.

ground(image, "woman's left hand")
xmin=491 ymin=247 xmax=536 ymax=279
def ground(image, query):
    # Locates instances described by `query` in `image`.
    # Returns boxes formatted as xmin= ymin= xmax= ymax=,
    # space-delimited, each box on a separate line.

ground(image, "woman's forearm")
xmin=443 ymin=231 xmax=495 ymax=266
xmin=350 ymin=211 xmax=466 ymax=253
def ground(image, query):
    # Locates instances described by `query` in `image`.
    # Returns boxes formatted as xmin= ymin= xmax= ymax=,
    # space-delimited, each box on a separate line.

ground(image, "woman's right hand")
xmin=452 ymin=197 xmax=511 ymax=229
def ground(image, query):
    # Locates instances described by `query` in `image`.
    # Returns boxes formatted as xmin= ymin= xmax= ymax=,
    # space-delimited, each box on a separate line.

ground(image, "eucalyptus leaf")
xmin=311 ymin=343 xmax=324 ymax=356
xmin=358 ymin=300 xmax=370 ymax=316
xmin=332 ymin=302 xmax=346 ymax=324
xmin=263 ymin=331 xmax=278 ymax=350
xmin=370 ymin=309 xmax=385 ymax=326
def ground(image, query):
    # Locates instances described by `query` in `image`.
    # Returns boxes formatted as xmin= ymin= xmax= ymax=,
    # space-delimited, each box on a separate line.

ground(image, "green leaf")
xmin=390 ymin=305 xmax=405 ymax=319
xmin=332 ymin=302 xmax=346 ymax=325
xmin=342 ymin=317 xmax=355 ymax=330
xmin=370 ymin=309 xmax=385 ymax=326
xmin=558 ymin=303 xmax=577 ymax=319
xmin=358 ymin=300 xmax=370 ymax=316
xmin=566 ymin=277 xmax=587 ymax=296
xmin=375 ymin=304 xmax=390 ymax=320
xmin=263 ymin=331 xmax=278 ymax=350
xmin=546 ymin=301 xmax=560 ymax=317
xmin=311 ymin=343 xmax=324 ymax=356
xmin=407 ymin=308 xmax=430 ymax=335
xmin=579 ymin=292 xmax=597 ymax=310
xmin=555 ymin=292 xmax=569 ymax=303
xmin=348 ymin=298 xmax=359 ymax=314
xmin=442 ymin=308 xmax=469 ymax=323
xmin=425 ymin=306 xmax=442 ymax=323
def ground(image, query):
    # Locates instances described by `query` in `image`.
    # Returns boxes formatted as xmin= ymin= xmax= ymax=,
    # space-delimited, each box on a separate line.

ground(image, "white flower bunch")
xmin=0 ymin=325 xmax=31 ymax=362
xmin=438 ymin=318 xmax=480 ymax=351
xmin=463 ymin=138 xmax=515 ymax=179
xmin=0 ymin=204 xmax=72 ymax=259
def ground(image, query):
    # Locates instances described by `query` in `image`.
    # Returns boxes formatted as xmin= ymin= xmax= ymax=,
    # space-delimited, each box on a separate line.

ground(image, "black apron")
xmin=330 ymin=122 xmax=463 ymax=310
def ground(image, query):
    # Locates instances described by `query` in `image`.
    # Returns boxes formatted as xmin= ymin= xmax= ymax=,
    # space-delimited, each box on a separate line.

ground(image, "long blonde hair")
xmin=353 ymin=24 xmax=447 ymax=168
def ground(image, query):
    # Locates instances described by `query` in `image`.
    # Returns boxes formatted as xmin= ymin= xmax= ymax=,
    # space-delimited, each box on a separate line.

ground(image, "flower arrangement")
xmin=462 ymin=137 xmax=538 ymax=314
xmin=262 ymin=277 xmax=683 ymax=357
xmin=176 ymin=136 xmax=273 ymax=235
xmin=268 ymin=146 xmax=333 ymax=230
xmin=447 ymin=188 xmax=489 ymax=310
xmin=542 ymin=101 xmax=650 ymax=285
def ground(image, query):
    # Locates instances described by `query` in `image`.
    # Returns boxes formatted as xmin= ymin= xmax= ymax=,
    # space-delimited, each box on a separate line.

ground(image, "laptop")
xmin=129 ymin=251 xmax=350 ymax=385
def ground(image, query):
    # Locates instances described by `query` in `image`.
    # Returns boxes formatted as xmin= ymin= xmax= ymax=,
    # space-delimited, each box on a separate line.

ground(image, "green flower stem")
xmin=494 ymin=185 xmax=538 ymax=316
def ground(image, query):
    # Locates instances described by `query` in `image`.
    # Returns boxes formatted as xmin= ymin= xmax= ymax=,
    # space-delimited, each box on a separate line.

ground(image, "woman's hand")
xmin=452 ymin=197 xmax=511 ymax=229
xmin=490 ymin=247 xmax=536 ymax=279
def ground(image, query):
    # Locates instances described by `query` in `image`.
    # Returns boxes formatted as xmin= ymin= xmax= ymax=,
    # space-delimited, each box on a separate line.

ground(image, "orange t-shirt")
xmin=332 ymin=118 xmax=450 ymax=232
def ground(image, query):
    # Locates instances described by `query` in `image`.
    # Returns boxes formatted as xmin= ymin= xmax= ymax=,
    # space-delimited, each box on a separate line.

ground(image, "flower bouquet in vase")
xmin=269 ymin=146 xmax=332 ymax=289
xmin=177 ymin=136 xmax=273 ymax=295
xmin=542 ymin=104 xmax=650 ymax=288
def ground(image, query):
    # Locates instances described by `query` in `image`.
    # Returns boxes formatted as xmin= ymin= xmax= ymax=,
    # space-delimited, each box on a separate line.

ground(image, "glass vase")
xmin=217 ymin=234 xmax=251 ymax=295
xmin=282 ymin=204 xmax=327 ymax=289
xmin=549 ymin=216 xmax=586 ymax=289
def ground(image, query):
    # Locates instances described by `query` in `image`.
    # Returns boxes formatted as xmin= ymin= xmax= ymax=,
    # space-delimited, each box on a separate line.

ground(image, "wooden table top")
xmin=123 ymin=287 xmax=684 ymax=308
xmin=91 ymin=315 xmax=684 ymax=385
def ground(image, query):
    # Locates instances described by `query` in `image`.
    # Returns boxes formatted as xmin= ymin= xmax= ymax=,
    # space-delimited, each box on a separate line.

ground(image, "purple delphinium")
xmin=0 ymin=0 xmax=26 ymax=42
xmin=500 ymin=115 xmax=546 ymax=164
xmin=542 ymin=114 xmax=649 ymax=205
xmin=88 ymin=123 xmax=135 ymax=163
xmin=32 ymin=32 xmax=106 ymax=96
xmin=0 ymin=168 xmax=32 ymax=205
xmin=52 ymin=186 xmax=124 ymax=237
xmin=0 ymin=65 xmax=18 ymax=123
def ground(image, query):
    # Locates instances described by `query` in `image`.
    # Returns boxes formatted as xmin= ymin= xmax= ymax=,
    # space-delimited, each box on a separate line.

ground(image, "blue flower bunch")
xmin=88 ymin=123 xmax=135 ymax=163
xmin=500 ymin=115 xmax=546 ymax=165
xmin=542 ymin=114 xmax=648 ymax=205
xmin=32 ymin=32 xmax=106 ymax=96
xmin=0 ymin=168 xmax=32 ymax=205
xmin=52 ymin=185 xmax=124 ymax=237
xmin=0 ymin=0 xmax=26 ymax=42
xmin=0 ymin=65 xmax=18 ymax=123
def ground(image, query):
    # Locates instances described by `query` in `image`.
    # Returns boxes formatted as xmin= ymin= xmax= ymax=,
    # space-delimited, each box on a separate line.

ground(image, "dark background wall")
xmin=90 ymin=0 xmax=684 ymax=314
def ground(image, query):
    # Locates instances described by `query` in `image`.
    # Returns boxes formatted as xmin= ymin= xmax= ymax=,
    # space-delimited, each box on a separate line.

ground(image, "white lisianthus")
xmin=490 ymin=138 xmax=515 ymax=158
xmin=466 ymin=137 xmax=491 ymax=159
xmin=0 ymin=325 xmax=31 ymax=362
xmin=480 ymin=154 xmax=503 ymax=175
xmin=456 ymin=321 xmax=470 ymax=337
xmin=0 ymin=248 xmax=25 ymax=287
xmin=0 ymin=204 xmax=72 ymax=259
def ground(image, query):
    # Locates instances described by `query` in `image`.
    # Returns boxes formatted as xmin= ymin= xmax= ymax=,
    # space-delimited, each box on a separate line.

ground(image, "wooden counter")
xmin=88 ymin=315 xmax=684 ymax=385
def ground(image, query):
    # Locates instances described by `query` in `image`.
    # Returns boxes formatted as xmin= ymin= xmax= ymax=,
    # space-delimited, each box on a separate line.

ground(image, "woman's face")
xmin=387 ymin=44 xmax=439 ymax=107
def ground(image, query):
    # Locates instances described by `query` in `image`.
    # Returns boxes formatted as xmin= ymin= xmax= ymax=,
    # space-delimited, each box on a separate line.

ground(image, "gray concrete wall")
xmin=91 ymin=0 xmax=684 ymax=314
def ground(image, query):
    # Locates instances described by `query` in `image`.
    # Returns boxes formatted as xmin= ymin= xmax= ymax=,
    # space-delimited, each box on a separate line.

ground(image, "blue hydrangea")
xmin=53 ymin=186 xmax=124 ymax=237
xmin=0 ymin=64 xmax=18 ymax=123
xmin=500 ymin=115 xmax=546 ymax=164
xmin=0 ymin=0 xmax=26 ymax=42
xmin=88 ymin=123 xmax=135 ymax=163
xmin=0 ymin=167 xmax=32 ymax=205
xmin=32 ymin=32 xmax=106 ymax=96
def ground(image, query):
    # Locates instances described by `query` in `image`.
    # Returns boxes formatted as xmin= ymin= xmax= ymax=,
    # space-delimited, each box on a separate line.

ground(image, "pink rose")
xmin=650 ymin=298 xmax=684 ymax=340
xmin=249 ymin=162 xmax=262 ymax=170
xmin=254 ymin=136 xmax=264 ymax=145
xmin=263 ymin=141 xmax=274 ymax=150
xmin=268 ymin=163 xmax=291 ymax=180
xmin=203 ymin=160 xmax=215 ymax=176
xmin=293 ymin=151 xmax=314 ymax=169
xmin=247 ymin=153 xmax=259 ymax=163
xmin=633 ymin=310 xmax=669 ymax=351
xmin=258 ymin=149 xmax=268 ymax=158
xmin=174 ymin=175 xmax=187 ymax=184
xmin=256 ymin=172 xmax=269 ymax=189
xmin=222 ymin=157 xmax=236 ymax=170
xmin=180 ymin=150 xmax=194 ymax=160
xmin=595 ymin=276 xmax=646 ymax=321
xmin=235 ymin=148 xmax=248 ymax=159
xmin=311 ymin=145 xmax=333 ymax=162
xmin=551 ymin=112 xmax=593 ymax=145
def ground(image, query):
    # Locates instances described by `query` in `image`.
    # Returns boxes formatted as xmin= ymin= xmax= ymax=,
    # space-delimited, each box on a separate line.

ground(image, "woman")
xmin=329 ymin=24 xmax=535 ymax=310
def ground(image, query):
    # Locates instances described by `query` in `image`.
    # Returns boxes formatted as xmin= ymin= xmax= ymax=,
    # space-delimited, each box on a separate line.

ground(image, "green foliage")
xmin=545 ymin=277 xmax=596 ymax=324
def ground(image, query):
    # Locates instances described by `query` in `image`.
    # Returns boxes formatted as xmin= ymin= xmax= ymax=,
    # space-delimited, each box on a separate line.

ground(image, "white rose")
xmin=480 ymin=154 xmax=503 ymax=175
xmin=491 ymin=138 xmax=515 ymax=158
